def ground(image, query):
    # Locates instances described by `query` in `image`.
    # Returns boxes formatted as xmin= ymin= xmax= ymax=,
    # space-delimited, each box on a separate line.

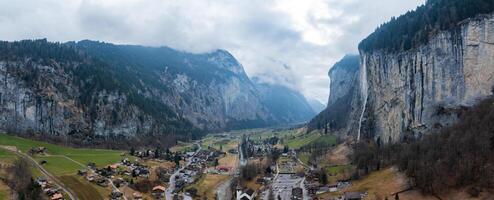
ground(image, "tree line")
xmin=359 ymin=0 xmax=494 ymax=53
xmin=352 ymin=97 xmax=494 ymax=196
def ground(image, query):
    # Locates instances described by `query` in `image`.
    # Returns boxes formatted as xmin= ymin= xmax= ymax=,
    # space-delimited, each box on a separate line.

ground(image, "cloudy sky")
xmin=0 ymin=0 xmax=424 ymax=104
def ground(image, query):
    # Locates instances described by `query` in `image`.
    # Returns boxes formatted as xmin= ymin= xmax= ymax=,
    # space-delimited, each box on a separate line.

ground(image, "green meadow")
xmin=0 ymin=148 xmax=16 ymax=163
xmin=0 ymin=133 xmax=128 ymax=175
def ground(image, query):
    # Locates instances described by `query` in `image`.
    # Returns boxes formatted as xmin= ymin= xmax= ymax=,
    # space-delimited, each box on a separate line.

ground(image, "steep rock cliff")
xmin=360 ymin=13 xmax=494 ymax=143
xmin=308 ymin=55 xmax=361 ymax=135
xmin=0 ymin=40 xmax=288 ymax=144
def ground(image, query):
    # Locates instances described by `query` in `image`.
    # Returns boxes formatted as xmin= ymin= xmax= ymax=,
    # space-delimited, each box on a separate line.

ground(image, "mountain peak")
xmin=207 ymin=49 xmax=246 ymax=76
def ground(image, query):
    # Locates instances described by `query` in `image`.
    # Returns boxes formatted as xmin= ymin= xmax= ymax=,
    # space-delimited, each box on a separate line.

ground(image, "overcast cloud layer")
xmin=0 ymin=0 xmax=424 ymax=104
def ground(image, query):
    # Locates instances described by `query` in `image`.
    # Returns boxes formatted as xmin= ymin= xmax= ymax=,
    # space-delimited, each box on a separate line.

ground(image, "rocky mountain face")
xmin=307 ymin=55 xmax=362 ymax=135
xmin=253 ymin=79 xmax=316 ymax=124
xmin=360 ymin=13 xmax=494 ymax=143
xmin=0 ymin=39 xmax=312 ymax=144
xmin=74 ymin=41 xmax=273 ymax=131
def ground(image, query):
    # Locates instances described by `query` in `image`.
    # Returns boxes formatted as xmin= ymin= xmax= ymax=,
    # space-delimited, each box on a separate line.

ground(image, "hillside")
xmin=253 ymin=79 xmax=316 ymax=124
xmin=307 ymin=55 xmax=361 ymax=135
xmin=0 ymin=39 xmax=313 ymax=147
xmin=353 ymin=97 xmax=494 ymax=197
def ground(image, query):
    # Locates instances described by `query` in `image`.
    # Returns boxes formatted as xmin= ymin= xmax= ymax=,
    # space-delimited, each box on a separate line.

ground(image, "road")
xmin=239 ymin=141 xmax=247 ymax=167
xmin=216 ymin=178 xmax=233 ymax=200
xmin=299 ymin=177 xmax=309 ymax=200
xmin=166 ymin=142 xmax=201 ymax=200
xmin=0 ymin=146 xmax=78 ymax=200
xmin=217 ymin=137 xmax=245 ymax=200
xmin=270 ymin=174 xmax=304 ymax=200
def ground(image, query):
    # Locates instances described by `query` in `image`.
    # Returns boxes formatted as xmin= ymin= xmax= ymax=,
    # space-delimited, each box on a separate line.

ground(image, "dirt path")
xmin=0 ymin=146 xmax=78 ymax=200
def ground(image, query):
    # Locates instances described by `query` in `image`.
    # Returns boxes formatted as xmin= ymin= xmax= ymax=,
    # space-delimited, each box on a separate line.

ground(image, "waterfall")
xmin=357 ymin=58 xmax=368 ymax=141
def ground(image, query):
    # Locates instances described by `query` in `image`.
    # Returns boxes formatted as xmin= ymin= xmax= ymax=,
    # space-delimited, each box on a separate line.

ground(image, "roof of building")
xmin=153 ymin=185 xmax=166 ymax=192
xmin=51 ymin=193 xmax=63 ymax=200
xmin=344 ymin=192 xmax=362 ymax=199
xmin=246 ymin=189 xmax=255 ymax=196
xmin=292 ymin=187 xmax=303 ymax=196
xmin=133 ymin=192 xmax=143 ymax=197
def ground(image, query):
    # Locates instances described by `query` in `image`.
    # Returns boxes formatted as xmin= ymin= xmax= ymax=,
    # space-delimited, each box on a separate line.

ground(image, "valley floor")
xmin=0 ymin=128 xmax=492 ymax=200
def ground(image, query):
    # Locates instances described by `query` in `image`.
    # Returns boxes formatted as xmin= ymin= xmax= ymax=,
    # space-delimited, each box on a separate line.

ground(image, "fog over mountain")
xmin=0 ymin=0 xmax=424 ymax=103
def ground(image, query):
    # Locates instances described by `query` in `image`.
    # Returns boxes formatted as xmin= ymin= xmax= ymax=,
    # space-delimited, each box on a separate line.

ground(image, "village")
xmin=24 ymin=137 xmax=236 ymax=200
xmin=234 ymin=132 xmax=368 ymax=200
xmin=2 ymin=129 xmax=375 ymax=200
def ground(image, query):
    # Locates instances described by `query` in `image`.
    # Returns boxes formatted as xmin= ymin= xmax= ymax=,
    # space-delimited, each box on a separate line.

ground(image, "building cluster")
xmin=35 ymin=177 xmax=64 ymax=200
xmin=174 ymin=148 xmax=225 ymax=192
xmin=304 ymin=169 xmax=365 ymax=200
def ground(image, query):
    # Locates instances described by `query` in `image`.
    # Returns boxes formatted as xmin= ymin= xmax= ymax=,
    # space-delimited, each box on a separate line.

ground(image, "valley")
xmin=0 ymin=118 xmax=493 ymax=200
xmin=1 ymin=0 xmax=494 ymax=199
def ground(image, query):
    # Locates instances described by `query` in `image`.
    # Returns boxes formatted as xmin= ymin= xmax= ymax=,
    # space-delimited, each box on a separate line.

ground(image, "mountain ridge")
xmin=0 ymin=39 xmax=315 ymax=146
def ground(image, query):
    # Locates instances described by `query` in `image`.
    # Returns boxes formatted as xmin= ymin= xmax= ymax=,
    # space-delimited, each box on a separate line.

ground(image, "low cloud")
xmin=0 ymin=0 xmax=424 ymax=104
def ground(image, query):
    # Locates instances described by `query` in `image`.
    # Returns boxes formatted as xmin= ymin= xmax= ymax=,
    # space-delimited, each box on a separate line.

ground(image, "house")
xmin=236 ymin=187 xmax=255 ymax=200
xmin=51 ymin=193 xmax=63 ymax=200
xmin=216 ymin=166 xmax=231 ymax=172
xmin=110 ymin=190 xmax=124 ymax=200
xmin=121 ymin=158 xmax=131 ymax=166
xmin=30 ymin=147 xmax=47 ymax=154
xmin=132 ymin=167 xmax=150 ymax=178
xmin=329 ymin=184 xmax=338 ymax=192
xmin=95 ymin=178 xmax=108 ymax=187
xmin=86 ymin=174 xmax=97 ymax=182
xmin=112 ymin=178 xmax=125 ymax=187
xmin=110 ymin=164 xmax=119 ymax=170
xmin=186 ymin=152 xmax=195 ymax=157
xmin=87 ymin=162 xmax=97 ymax=170
xmin=228 ymin=149 xmax=238 ymax=154
xmin=307 ymin=184 xmax=319 ymax=196
xmin=133 ymin=192 xmax=143 ymax=200
xmin=152 ymin=185 xmax=167 ymax=198
xmin=36 ymin=177 xmax=47 ymax=188
xmin=344 ymin=192 xmax=363 ymax=200
xmin=291 ymin=188 xmax=303 ymax=200
xmin=316 ymin=186 xmax=329 ymax=194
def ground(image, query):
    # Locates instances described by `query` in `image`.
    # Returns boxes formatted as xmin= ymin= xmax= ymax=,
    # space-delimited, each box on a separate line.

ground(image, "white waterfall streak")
xmin=357 ymin=58 xmax=368 ymax=141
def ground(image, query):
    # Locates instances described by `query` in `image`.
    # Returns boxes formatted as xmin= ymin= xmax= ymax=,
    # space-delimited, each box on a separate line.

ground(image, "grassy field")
xmin=170 ymin=141 xmax=195 ymax=152
xmin=325 ymin=165 xmax=352 ymax=175
xmin=187 ymin=174 xmax=229 ymax=199
xmin=59 ymin=175 xmax=106 ymax=200
xmin=0 ymin=133 xmax=129 ymax=200
xmin=218 ymin=150 xmax=239 ymax=171
xmin=318 ymin=167 xmax=409 ymax=200
xmin=34 ymin=156 xmax=84 ymax=176
xmin=0 ymin=181 xmax=10 ymax=200
xmin=247 ymin=129 xmax=298 ymax=142
xmin=0 ymin=149 xmax=16 ymax=164
xmin=201 ymin=137 xmax=227 ymax=150
xmin=0 ymin=134 xmax=127 ymax=169
xmin=283 ymin=130 xmax=337 ymax=150
xmin=297 ymin=152 xmax=310 ymax=165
